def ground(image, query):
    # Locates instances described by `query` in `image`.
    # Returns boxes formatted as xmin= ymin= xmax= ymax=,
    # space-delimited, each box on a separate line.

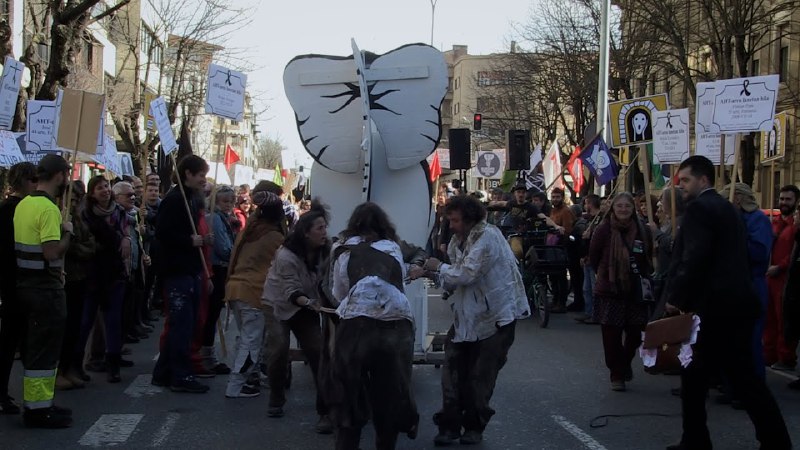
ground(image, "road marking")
xmin=768 ymin=367 xmax=797 ymax=381
xmin=153 ymin=352 xmax=160 ymax=361
xmin=124 ymin=374 xmax=163 ymax=398
xmin=79 ymin=414 xmax=144 ymax=447
xmin=150 ymin=412 xmax=180 ymax=447
xmin=552 ymin=415 xmax=608 ymax=450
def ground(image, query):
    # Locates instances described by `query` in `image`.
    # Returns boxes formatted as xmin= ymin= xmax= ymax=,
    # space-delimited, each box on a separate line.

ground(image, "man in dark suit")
xmin=665 ymin=155 xmax=791 ymax=450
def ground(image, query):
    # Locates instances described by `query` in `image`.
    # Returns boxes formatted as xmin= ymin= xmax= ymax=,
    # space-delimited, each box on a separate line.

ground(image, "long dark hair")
xmin=283 ymin=200 xmax=330 ymax=270
xmin=341 ymin=202 xmax=398 ymax=243
xmin=84 ymin=175 xmax=112 ymax=211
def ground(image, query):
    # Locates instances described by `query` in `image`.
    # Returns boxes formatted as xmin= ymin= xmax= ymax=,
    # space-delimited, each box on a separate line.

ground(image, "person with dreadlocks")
xmin=223 ymin=181 xmax=286 ymax=399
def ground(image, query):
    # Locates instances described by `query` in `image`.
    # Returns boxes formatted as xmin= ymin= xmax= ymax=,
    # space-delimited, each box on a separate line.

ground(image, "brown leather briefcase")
xmin=642 ymin=314 xmax=694 ymax=374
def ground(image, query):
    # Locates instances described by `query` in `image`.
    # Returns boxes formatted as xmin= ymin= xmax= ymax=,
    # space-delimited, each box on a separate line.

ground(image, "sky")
xmin=226 ymin=0 xmax=534 ymax=169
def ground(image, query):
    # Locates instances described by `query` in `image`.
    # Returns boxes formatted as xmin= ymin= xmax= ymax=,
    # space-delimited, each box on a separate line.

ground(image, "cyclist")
xmin=487 ymin=184 xmax=561 ymax=235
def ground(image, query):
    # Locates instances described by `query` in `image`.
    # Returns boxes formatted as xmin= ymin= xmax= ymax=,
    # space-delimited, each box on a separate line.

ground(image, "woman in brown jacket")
xmin=224 ymin=181 xmax=286 ymax=398
xmin=589 ymin=192 xmax=653 ymax=392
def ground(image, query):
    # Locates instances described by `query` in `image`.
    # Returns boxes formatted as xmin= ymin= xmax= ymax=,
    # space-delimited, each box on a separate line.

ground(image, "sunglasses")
xmin=117 ymin=192 xmax=136 ymax=198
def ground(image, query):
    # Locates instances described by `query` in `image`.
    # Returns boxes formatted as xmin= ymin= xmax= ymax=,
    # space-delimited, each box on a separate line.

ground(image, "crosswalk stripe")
xmin=552 ymin=414 xmax=608 ymax=450
xmin=150 ymin=412 xmax=180 ymax=447
xmin=78 ymin=414 xmax=144 ymax=447
xmin=124 ymin=374 xmax=164 ymax=398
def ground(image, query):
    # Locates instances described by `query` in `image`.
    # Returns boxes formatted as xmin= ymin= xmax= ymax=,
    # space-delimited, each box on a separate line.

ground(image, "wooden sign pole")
xmin=62 ymin=149 xmax=81 ymax=221
xmin=640 ymin=146 xmax=655 ymax=223
xmin=728 ymin=135 xmax=741 ymax=202
xmin=670 ymin=164 xmax=677 ymax=238
xmin=209 ymin=120 xmax=228 ymax=210
xmin=769 ymin=160 xmax=777 ymax=224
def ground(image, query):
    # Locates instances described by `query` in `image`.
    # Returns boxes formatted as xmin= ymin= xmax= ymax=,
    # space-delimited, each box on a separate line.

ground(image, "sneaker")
xmin=433 ymin=430 xmax=461 ymax=446
xmin=611 ymin=380 xmax=626 ymax=392
xmin=170 ymin=377 xmax=209 ymax=394
xmin=193 ymin=366 xmax=216 ymax=379
xmin=0 ymin=396 xmax=20 ymax=415
xmin=315 ymin=415 xmax=334 ymax=434
xmin=267 ymin=406 xmax=284 ymax=418
xmin=211 ymin=363 xmax=231 ymax=375
xmin=226 ymin=385 xmax=261 ymax=398
xmin=23 ymin=407 xmax=72 ymax=428
xmin=460 ymin=430 xmax=483 ymax=445
xmin=771 ymin=362 xmax=797 ymax=372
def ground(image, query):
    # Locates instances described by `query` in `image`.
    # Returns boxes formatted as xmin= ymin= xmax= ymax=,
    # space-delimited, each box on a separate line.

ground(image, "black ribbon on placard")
xmin=740 ymin=80 xmax=751 ymax=96
xmin=666 ymin=112 xmax=673 ymax=128
xmin=225 ymin=70 xmax=233 ymax=86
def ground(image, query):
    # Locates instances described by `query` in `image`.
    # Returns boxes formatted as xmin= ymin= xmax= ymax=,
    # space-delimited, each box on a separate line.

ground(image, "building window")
xmin=779 ymin=46 xmax=789 ymax=82
xmin=81 ymin=38 xmax=94 ymax=71
xmin=476 ymin=71 xmax=512 ymax=87
xmin=751 ymin=58 xmax=760 ymax=76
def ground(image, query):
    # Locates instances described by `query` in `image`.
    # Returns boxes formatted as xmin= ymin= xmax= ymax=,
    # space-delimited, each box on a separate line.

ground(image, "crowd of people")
xmin=1 ymin=152 xmax=799 ymax=450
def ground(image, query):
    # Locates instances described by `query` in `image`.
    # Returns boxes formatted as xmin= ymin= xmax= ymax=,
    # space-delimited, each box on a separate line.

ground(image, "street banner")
xmin=149 ymin=96 xmax=178 ymax=156
xmin=651 ymin=109 xmax=690 ymax=164
xmin=712 ymin=74 xmax=779 ymax=133
xmin=761 ymin=111 xmax=788 ymax=163
xmin=0 ymin=130 xmax=25 ymax=167
xmin=205 ymin=64 xmax=247 ymax=121
xmin=473 ymin=150 xmax=505 ymax=179
xmin=0 ymin=56 xmax=24 ymax=130
xmin=608 ymin=94 xmax=669 ymax=147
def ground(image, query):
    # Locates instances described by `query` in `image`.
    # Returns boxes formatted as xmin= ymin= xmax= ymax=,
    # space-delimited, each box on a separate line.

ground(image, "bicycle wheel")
xmin=528 ymin=276 xmax=549 ymax=328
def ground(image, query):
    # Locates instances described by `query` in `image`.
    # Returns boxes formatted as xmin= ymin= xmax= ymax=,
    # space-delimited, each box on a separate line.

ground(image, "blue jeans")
xmin=583 ymin=265 xmax=596 ymax=317
xmin=76 ymin=280 xmax=126 ymax=356
xmin=153 ymin=274 xmax=201 ymax=384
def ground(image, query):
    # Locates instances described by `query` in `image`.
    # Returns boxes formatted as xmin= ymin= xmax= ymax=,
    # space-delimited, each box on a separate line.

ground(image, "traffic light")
xmin=473 ymin=113 xmax=482 ymax=130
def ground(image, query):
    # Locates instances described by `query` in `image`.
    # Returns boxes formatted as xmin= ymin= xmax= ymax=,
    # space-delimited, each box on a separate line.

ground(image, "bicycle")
xmin=505 ymin=227 xmax=570 ymax=328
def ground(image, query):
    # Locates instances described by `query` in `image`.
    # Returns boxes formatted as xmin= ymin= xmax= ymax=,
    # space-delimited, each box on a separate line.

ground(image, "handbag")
xmin=642 ymin=314 xmax=695 ymax=374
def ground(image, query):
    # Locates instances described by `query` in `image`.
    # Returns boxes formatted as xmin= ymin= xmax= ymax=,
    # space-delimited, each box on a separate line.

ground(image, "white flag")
xmin=543 ymin=140 xmax=563 ymax=192
xmin=522 ymin=144 xmax=544 ymax=190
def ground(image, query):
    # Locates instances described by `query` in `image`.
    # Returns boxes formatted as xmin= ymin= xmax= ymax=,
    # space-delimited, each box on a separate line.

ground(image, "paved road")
xmin=3 ymin=290 xmax=800 ymax=449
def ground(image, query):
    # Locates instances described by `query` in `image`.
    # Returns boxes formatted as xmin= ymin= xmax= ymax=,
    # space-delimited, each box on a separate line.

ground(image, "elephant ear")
xmin=283 ymin=55 xmax=363 ymax=173
xmin=367 ymin=44 xmax=448 ymax=170
xmin=282 ymin=44 xmax=448 ymax=174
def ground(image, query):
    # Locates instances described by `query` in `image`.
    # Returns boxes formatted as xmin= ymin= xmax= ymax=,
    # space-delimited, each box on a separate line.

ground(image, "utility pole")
xmin=430 ymin=0 xmax=438 ymax=46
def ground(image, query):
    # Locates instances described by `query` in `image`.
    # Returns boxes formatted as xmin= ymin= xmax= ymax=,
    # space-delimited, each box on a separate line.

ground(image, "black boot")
xmin=106 ymin=354 xmax=121 ymax=383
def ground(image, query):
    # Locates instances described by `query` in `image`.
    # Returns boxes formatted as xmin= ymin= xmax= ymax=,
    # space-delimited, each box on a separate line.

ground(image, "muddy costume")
xmin=434 ymin=220 xmax=529 ymax=441
xmin=329 ymin=237 xmax=418 ymax=450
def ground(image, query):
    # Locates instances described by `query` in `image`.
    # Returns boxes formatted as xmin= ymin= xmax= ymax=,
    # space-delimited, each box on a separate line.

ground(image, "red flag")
xmin=429 ymin=151 xmax=442 ymax=182
xmin=224 ymin=144 xmax=240 ymax=170
xmin=567 ymin=146 xmax=584 ymax=193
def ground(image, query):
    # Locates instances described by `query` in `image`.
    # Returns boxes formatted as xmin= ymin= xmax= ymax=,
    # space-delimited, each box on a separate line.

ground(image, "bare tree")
xmin=255 ymin=135 xmax=285 ymax=170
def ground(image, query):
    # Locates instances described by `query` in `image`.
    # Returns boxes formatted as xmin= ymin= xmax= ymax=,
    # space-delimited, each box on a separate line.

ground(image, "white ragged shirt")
xmin=332 ymin=237 xmax=414 ymax=322
xmin=439 ymin=221 xmax=530 ymax=342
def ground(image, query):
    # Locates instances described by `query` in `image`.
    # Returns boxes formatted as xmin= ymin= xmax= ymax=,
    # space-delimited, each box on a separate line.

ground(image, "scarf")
xmin=607 ymin=215 xmax=638 ymax=293
xmin=92 ymin=201 xmax=117 ymax=218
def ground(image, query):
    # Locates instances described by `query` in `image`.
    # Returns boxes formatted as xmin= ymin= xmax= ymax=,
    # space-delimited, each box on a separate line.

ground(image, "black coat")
xmin=783 ymin=229 xmax=800 ymax=342
xmin=155 ymin=185 xmax=204 ymax=277
xmin=664 ymin=189 xmax=760 ymax=321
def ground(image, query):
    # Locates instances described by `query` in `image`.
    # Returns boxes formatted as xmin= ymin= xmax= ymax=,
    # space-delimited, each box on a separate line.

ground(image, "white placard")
xmin=93 ymin=135 xmax=122 ymax=176
xmin=234 ymin=164 xmax=254 ymax=186
xmin=0 ymin=130 xmax=25 ymax=167
xmin=695 ymin=82 xmax=718 ymax=133
xmin=652 ymin=109 xmax=690 ymax=164
xmin=149 ymin=96 xmax=178 ymax=156
xmin=0 ymin=57 xmax=24 ymax=130
xmin=694 ymin=133 xmax=735 ymax=165
xmin=712 ymin=75 xmax=779 ymax=133
xmin=472 ymin=150 xmax=505 ymax=179
xmin=119 ymin=152 xmax=135 ymax=176
xmin=26 ymin=100 xmax=59 ymax=152
xmin=205 ymin=64 xmax=247 ymax=121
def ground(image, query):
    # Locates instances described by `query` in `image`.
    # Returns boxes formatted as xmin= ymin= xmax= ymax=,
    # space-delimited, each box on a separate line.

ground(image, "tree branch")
xmin=90 ymin=0 xmax=131 ymax=24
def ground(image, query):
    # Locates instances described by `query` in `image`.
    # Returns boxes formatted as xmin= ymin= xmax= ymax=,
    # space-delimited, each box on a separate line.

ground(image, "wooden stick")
xmin=640 ymin=146 xmax=655 ymax=224
xmin=62 ymin=149 xmax=81 ymax=221
xmin=210 ymin=120 xmax=228 ymax=209
xmin=670 ymin=165 xmax=677 ymax=239
xmin=718 ymin=134 xmax=726 ymax=191
xmin=728 ymin=135 xmax=740 ymax=203
xmin=770 ymin=160 xmax=776 ymax=224
xmin=170 ymin=151 xmax=211 ymax=278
